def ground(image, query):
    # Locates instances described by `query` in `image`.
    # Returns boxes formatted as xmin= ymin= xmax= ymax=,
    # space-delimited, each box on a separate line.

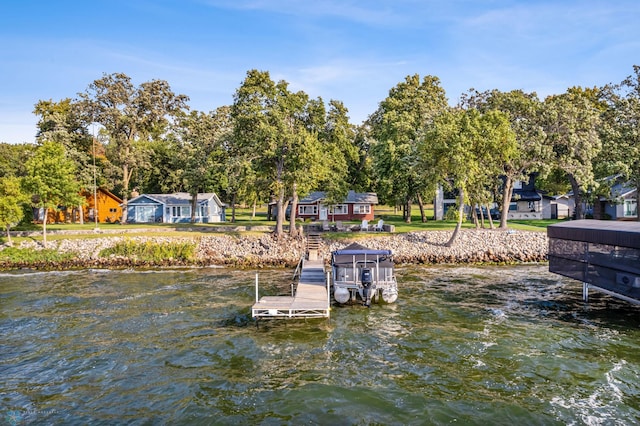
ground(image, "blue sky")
xmin=1 ymin=0 xmax=639 ymax=144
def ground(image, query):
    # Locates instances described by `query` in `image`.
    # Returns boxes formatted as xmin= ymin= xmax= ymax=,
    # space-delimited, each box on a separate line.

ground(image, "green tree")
xmin=0 ymin=176 xmax=28 ymax=245
xmin=78 ymin=73 xmax=189 ymax=223
xmin=420 ymin=108 xmax=516 ymax=245
xmin=232 ymin=69 xmax=325 ymax=238
xmin=23 ymin=142 xmax=82 ymax=248
xmin=0 ymin=143 xmax=37 ymax=178
xmin=177 ymin=106 xmax=231 ymax=222
xmin=463 ymin=89 xmax=549 ymax=228
xmin=598 ymin=65 xmax=640 ymax=221
xmin=33 ymin=98 xmax=96 ymax=223
xmin=369 ymin=74 xmax=448 ymax=222
xmin=543 ymin=87 xmax=603 ymax=220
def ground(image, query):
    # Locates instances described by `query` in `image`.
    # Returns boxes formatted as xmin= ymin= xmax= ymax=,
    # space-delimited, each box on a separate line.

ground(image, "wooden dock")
xmin=251 ymin=258 xmax=330 ymax=319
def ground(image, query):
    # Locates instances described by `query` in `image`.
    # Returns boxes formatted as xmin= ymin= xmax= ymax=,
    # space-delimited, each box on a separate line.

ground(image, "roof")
xmin=299 ymin=190 xmax=378 ymax=205
xmin=548 ymin=219 xmax=640 ymax=249
xmin=332 ymin=242 xmax=393 ymax=267
xmin=513 ymin=190 xmax=542 ymax=201
xmin=128 ymin=192 xmax=225 ymax=206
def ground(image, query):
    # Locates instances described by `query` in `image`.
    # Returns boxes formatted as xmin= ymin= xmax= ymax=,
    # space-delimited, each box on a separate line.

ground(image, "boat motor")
xmin=361 ymin=268 xmax=373 ymax=307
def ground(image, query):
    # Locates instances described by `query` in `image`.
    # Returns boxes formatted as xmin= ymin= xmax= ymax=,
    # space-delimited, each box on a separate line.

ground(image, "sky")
xmin=1 ymin=0 xmax=639 ymax=144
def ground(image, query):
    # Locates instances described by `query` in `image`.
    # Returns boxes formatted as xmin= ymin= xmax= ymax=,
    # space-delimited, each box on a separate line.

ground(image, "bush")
xmin=0 ymin=247 xmax=75 ymax=263
xmin=99 ymin=240 xmax=196 ymax=262
xmin=445 ymin=206 xmax=461 ymax=222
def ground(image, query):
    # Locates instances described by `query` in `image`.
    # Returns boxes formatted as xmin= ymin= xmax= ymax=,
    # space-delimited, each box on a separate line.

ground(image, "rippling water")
xmin=1 ymin=265 xmax=639 ymax=425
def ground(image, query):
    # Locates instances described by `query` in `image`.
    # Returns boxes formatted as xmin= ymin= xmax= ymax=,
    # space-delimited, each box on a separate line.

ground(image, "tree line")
xmin=1 ymin=66 xmax=640 ymax=245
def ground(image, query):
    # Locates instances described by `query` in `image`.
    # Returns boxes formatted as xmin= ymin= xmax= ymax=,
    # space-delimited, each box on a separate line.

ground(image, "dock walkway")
xmin=252 ymin=258 xmax=329 ymax=319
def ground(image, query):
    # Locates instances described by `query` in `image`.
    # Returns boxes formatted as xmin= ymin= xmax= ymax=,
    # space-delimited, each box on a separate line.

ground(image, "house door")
xmin=319 ymin=207 xmax=328 ymax=221
xmin=551 ymin=204 xmax=558 ymax=220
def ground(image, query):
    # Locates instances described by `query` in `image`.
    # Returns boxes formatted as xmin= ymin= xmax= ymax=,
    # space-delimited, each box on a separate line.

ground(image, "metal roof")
xmin=548 ymin=219 xmax=640 ymax=249
xmin=299 ymin=190 xmax=378 ymax=204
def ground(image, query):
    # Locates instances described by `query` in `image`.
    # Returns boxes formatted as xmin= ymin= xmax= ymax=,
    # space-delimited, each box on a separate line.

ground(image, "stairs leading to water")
xmin=306 ymin=232 xmax=322 ymax=260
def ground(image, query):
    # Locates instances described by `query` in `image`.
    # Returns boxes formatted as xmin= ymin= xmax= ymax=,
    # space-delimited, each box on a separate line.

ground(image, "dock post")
xmin=582 ymin=282 xmax=589 ymax=302
xmin=327 ymin=271 xmax=331 ymax=311
xmin=255 ymin=273 xmax=259 ymax=303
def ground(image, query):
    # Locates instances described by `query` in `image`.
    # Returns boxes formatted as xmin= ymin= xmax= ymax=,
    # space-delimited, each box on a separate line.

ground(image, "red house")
xmin=296 ymin=191 xmax=378 ymax=221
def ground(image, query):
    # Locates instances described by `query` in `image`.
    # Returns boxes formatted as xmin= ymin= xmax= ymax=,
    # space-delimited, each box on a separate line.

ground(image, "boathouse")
xmin=548 ymin=220 xmax=640 ymax=304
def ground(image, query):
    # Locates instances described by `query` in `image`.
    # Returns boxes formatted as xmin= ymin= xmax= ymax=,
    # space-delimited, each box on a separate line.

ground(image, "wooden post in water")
xmin=255 ymin=273 xmax=259 ymax=303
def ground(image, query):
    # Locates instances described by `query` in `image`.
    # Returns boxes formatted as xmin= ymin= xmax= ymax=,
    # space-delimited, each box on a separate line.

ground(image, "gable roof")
xmin=299 ymin=190 xmax=378 ymax=205
xmin=128 ymin=192 xmax=225 ymax=207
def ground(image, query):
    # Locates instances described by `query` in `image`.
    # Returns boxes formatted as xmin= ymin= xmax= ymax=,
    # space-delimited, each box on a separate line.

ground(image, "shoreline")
xmin=0 ymin=228 xmax=548 ymax=271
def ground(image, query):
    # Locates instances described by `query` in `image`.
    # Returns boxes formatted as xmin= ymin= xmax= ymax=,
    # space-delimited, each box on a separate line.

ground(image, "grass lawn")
xmin=2 ymin=205 xmax=565 ymax=245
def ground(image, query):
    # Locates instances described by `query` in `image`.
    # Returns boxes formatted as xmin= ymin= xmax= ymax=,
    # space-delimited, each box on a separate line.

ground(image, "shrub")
xmin=99 ymin=240 xmax=196 ymax=262
xmin=0 ymin=247 xmax=75 ymax=263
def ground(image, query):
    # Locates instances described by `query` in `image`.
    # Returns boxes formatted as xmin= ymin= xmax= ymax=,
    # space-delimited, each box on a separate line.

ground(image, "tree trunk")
xmin=568 ymin=174 xmax=583 ymax=220
xmin=289 ymin=184 xmax=299 ymax=238
xmin=486 ymin=204 xmax=495 ymax=229
xmin=252 ymin=199 xmax=257 ymax=219
xmin=5 ymin=225 xmax=12 ymax=246
xmin=78 ymin=204 xmax=84 ymax=225
xmin=42 ymin=207 xmax=48 ymax=249
xmin=500 ymin=176 xmax=513 ymax=229
xmin=191 ymin=193 xmax=198 ymax=223
xmin=120 ymin=162 xmax=130 ymax=224
xmin=405 ymin=198 xmax=412 ymax=223
xmin=231 ymin=193 xmax=237 ymax=223
xmin=446 ymin=189 xmax=465 ymax=247
xmin=275 ymin=187 xmax=285 ymax=238
xmin=417 ymin=193 xmax=427 ymax=222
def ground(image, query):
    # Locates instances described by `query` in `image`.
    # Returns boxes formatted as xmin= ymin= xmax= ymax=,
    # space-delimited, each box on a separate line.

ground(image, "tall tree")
xmin=598 ymin=65 xmax=640 ymax=221
xmin=78 ymin=73 xmax=189 ymax=223
xmin=33 ymin=98 xmax=96 ymax=223
xmin=543 ymin=87 xmax=603 ymax=220
xmin=23 ymin=142 xmax=82 ymax=248
xmin=178 ymin=106 xmax=231 ymax=222
xmin=462 ymin=89 xmax=549 ymax=228
xmin=0 ymin=176 xmax=28 ymax=246
xmin=420 ymin=108 xmax=516 ymax=246
xmin=369 ymin=74 xmax=448 ymax=222
xmin=232 ymin=70 xmax=325 ymax=238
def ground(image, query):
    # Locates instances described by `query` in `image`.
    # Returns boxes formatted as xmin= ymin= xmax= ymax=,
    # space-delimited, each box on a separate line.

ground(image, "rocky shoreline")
xmin=1 ymin=228 xmax=548 ymax=270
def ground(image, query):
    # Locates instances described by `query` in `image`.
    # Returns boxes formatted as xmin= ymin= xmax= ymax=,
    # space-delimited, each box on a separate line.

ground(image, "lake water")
xmin=1 ymin=265 xmax=639 ymax=425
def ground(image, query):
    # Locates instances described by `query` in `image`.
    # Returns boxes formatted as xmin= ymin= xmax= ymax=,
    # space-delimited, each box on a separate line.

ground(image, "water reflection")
xmin=1 ymin=265 xmax=639 ymax=425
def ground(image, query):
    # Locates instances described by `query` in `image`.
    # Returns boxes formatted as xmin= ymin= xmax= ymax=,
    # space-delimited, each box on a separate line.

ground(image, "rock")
xmin=0 ymin=228 xmax=548 ymax=270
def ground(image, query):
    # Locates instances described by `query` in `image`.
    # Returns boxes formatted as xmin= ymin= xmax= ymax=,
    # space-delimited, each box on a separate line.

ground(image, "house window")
xmin=298 ymin=205 xmax=318 ymax=215
xmin=172 ymin=206 xmax=191 ymax=217
xmin=329 ymin=204 xmax=348 ymax=215
xmin=354 ymin=204 xmax=371 ymax=214
xmin=624 ymin=199 xmax=637 ymax=217
xmin=199 ymin=206 xmax=208 ymax=217
xmin=513 ymin=181 xmax=523 ymax=190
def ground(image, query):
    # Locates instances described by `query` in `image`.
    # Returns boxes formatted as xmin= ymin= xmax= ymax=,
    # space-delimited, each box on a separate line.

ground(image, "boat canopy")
xmin=332 ymin=242 xmax=393 ymax=267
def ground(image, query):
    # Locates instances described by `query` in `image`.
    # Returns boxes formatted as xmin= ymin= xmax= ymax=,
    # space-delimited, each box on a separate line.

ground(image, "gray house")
xmin=597 ymin=181 xmax=638 ymax=220
xmin=126 ymin=192 xmax=226 ymax=223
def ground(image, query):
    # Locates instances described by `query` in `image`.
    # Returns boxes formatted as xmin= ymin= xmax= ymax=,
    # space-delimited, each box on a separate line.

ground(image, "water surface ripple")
xmin=1 ymin=265 xmax=639 ymax=425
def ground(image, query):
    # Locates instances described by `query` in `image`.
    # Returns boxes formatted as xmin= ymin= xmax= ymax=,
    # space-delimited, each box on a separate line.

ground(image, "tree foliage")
xmin=23 ymin=142 xmax=82 ymax=247
xmin=0 ymin=176 xmax=28 ymax=245
xmin=369 ymin=74 xmax=448 ymax=222
xmin=598 ymin=65 xmax=640 ymax=220
xmin=461 ymin=89 xmax=549 ymax=228
xmin=543 ymin=87 xmax=603 ymax=219
xmin=78 ymin=73 xmax=189 ymax=223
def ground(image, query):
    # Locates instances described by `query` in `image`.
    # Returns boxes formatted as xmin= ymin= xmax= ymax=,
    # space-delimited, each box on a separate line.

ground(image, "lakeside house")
xmin=126 ymin=192 xmax=226 ymax=224
xmin=35 ymin=188 xmax=123 ymax=224
xmin=294 ymin=190 xmax=378 ymax=222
